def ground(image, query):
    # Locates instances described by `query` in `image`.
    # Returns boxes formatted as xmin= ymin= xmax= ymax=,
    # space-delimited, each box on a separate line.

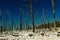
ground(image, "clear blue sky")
xmin=0 ymin=0 xmax=60 ymax=27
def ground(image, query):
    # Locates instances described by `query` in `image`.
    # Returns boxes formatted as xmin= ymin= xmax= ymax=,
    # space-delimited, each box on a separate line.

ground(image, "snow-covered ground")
xmin=0 ymin=29 xmax=60 ymax=40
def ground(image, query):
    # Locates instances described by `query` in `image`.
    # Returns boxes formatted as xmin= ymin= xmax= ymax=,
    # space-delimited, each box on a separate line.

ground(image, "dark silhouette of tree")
xmin=0 ymin=10 xmax=3 ymax=33
xmin=24 ymin=0 xmax=36 ymax=32
xmin=20 ymin=8 xmax=23 ymax=30
xmin=12 ymin=17 xmax=14 ymax=31
xmin=30 ymin=0 xmax=35 ymax=32
xmin=4 ymin=9 xmax=9 ymax=31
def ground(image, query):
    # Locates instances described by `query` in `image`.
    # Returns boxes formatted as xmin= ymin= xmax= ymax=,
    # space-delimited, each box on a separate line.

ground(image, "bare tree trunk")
xmin=45 ymin=10 xmax=49 ymax=28
xmin=0 ymin=10 xmax=2 ymax=33
xmin=42 ymin=8 xmax=45 ymax=28
xmin=16 ymin=23 xmax=18 ymax=30
xmin=32 ymin=13 xmax=35 ymax=32
xmin=30 ymin=0 xmax=35 ymax=32
xmin=13 ymin=22 xmax=15 ymax=30
xmin=12 ymin=18 xmax=13 ymax=31
xmin=5 ymin=9 xmax=9 ymax=32
xmin=20 ymin=8 xmax=23 ymax=30
xmin=26 ymin=12 xmax=29 ymax=30
xmin=52 ymin=0 xmax=56 ymax=30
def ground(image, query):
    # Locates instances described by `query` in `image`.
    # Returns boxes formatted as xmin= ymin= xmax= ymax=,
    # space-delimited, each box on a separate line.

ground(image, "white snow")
xmin=0 ymin=30 xmax=60 ymax=40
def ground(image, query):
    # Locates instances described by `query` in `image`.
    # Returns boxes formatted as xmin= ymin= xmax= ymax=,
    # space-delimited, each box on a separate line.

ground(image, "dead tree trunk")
xmin=0 ymin=10 xmax=2 ymax=33
xmin=42 ymin=8 xmax=45 ymax=28
xmin=26 ymin=12 xmax=29 ymax=30
xmin=4 ymin=9 xmax=9 ymax=31
xmin=45 ymin=10 xmax=49 ymax=28
xmin=30 ymin=0 xmax=35 ymax=32
xmin=52 ymin=0 xmax=56 ymax=30
xmin=12 ymin=18 xmax=13 ymax=31
xmin=20 ymin=8 xmax=23 ymax=30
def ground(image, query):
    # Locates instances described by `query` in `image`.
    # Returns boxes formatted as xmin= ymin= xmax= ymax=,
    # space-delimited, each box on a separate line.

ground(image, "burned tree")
xmin=45 ymin=10 xmax=49 ymax=28
xmin=14 ymin=22 xmax=17 ymax=30
xmin=16 ymin=23 xmax=18 ymax=30
xmin=26 ymin=12 xmax=29 ymax=30
xmin=24 ymin=0 xmax=35 ymax=32
xmin=30 ymin=0 xmax=35 ymax=32
xmin=52 ymin=0 xmax=56 ymax=30
xmin=0 ymin=10 xmax=3 ymax=33
xmin=4 ymin=9 xmax=9 ymax=31
xmin=20 ymin=8 xmax=23 ymax=30
xmin=12 ymin=17 xmax=14 ymax=31
xmin=42 ymin=8 xmax=45 ymax=28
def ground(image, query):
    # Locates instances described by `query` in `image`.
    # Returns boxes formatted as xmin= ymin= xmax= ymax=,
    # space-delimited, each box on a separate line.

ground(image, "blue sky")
xmin=0 ymin=0 xmax=60 ymax=27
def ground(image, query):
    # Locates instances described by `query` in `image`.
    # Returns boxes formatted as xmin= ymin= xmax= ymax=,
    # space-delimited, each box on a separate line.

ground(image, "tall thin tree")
xmin=30 ymin=0 xmax=35 ymax=32
xmin=5 ymin=9 xmax=9 ymax=31
xmin=0 ymin=10 xmax=2 ymax=33
xmin=45 ymin=10 xmax=49 ymax=28
xmin=26 ymin=12 xmax=29 ymax=30
xmin=42 ymin=8 xmax=45 ymax=28
xmin=12 ymin=17 xmax=14 ymax=31
xmin=20 ymin=8 xmax=23 ymax=30
xmin=52 ymin=0 xmax=56 ymax=30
